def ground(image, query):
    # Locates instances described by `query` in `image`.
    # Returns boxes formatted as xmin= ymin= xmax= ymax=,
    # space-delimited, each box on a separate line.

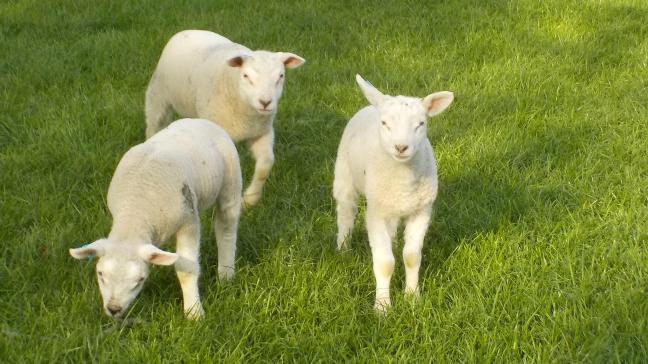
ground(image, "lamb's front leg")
xmin=243 ymin=129 xmax=274 ymax=209
xmin=366 ymin=212 xmax=398 ymax=313
xmin=174 ymin=221 xmax=205 ymax=320
xmin=403 ymin=207 xmax=432 ymax=297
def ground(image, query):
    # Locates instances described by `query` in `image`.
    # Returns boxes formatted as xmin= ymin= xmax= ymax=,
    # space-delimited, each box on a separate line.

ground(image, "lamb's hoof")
xmin=373 ymin=299 xmax=391 ymax=315
xmin=218 ymin=267 xmax=235 ymax=281
xmin=404 ymin=289 xmax=421 ymax=306
xmin=185 ymin=305 xmax=205 ymax=320
xmin=242 ymin=192 xmax=261 ymax=210
xmin=336 ymin=236 xmax=349 ymax=251
xmin=241 ymin=202 xmax=252 ymax=212
xmin=404 ymin=288 xmax=420 ymax=299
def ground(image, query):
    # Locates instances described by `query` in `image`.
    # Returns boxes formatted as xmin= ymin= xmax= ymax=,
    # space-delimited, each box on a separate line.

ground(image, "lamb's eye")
xmin=243 ymin=73 xmax=249 ymax=79
xmin=417 ymin=121 xmax=425 ymax=128
xmin=131 ymin=278 xmax=145 ymax=291
xmin=97 ymin=271 xmax=103 ymax=277
xmin=381 ymin=121 xmax=387 ymax=126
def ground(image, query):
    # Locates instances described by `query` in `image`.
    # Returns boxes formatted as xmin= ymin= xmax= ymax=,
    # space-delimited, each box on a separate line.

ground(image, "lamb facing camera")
xmin=145 ymin=30 xmax=305 ymax=208
xmin=333 ymin=74 xmax=454 ymax=313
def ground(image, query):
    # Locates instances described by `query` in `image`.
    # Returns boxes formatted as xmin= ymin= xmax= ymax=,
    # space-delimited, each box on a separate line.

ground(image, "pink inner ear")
xmin=283 ymin=56 xmax=303 ymax=68
xmin=70 ymin=247 xmax=97 ymax=259
xmin=427 ymin=97 xmax=444 ymax=112
xmin=83 ymin=249 xmax=96 ymax=258
xmin=227 ymin=56 xmax=244 ymax=67
xmin=147 ymin=251 xmax=177 ymax=266
xmin=149 ymin=253 xmax=165 ymax=264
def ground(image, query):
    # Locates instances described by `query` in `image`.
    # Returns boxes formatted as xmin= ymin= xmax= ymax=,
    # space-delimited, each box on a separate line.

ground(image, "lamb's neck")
xmin=378 ymin=148 xmax=429 ymax=177
xmin=219 ymin=70 xmax=248 ymax=114
xmin=108 ymin=215 xmax=156 ymax=246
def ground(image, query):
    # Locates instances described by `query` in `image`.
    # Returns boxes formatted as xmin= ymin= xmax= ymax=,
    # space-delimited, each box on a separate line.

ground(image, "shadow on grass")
xmin=78 ymin=0 xmax=646 ymax=312
xmin=425 ymin=121 xmax=596 ymax=274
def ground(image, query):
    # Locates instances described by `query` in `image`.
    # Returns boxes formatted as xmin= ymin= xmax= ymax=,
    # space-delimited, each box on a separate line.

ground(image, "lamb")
xmin=145 ymin=30 xmax=305 ymax=208
xmin=333 ymin=75 xmax=454 ymax=312
xmin=70 ymin=118 xmax=242 ymax=320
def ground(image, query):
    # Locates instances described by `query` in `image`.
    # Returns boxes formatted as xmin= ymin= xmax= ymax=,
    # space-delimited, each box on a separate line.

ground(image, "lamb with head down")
xmin=70 ymin=118 xmax=242 ymax=320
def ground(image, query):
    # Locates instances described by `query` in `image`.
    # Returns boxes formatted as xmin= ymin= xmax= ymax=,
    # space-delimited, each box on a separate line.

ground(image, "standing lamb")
xmin=333 ymin=75 xmax=454 ymax=312
xmin=145 ymin=30 xmax=305 ymax=208
xmin=70 ymin=118 xmax=242 ymax=320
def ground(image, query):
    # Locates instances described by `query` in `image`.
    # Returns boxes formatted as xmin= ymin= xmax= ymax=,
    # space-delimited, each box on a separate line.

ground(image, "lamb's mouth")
xmin=105 ymin=308 xmax=126 ymax=319
xmin=393 ymin=154 xmax=412 ymax=162
xmin=257 ymin=108 xmax=273 ymax=114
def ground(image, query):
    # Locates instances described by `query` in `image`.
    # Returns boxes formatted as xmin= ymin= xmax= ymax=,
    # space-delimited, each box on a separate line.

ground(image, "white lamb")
xmin=145 ymin=30 xmax=305 ymax=208
xmin=70 ymin=118 xmax=242 ymax=320
xmin=333 ymin=75 xmax=454 ymax=312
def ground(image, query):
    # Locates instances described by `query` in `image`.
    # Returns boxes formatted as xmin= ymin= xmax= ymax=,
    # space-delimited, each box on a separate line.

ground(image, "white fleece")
xmin=145 ymin=30 xmax=305 ymax=207
xmin=70 ymin=118 xmax=242 ymax=320
xmin=333 ymin=74 xmax=454 ymax=312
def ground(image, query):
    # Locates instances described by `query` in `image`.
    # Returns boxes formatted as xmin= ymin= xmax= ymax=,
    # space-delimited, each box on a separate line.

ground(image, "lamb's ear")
xmin=138 ymin=244 xmax=179 ymax=266
xmin=69 ymin=239 xmax=108 ymax=260
xmin=278 ymin=52 xmax=305 ymax=69
xmin=355 ymin=74 xmax=385 ymax=106
xmin=422 ymin=91 xmax=454 ymax=117
xmin=227 ymin=54 xmax=250 ymax=68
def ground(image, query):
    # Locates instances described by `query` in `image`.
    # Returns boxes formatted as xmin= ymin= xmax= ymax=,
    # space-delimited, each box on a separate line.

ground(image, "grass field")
xmin=1 ymin=0 xmax=647 ymax=362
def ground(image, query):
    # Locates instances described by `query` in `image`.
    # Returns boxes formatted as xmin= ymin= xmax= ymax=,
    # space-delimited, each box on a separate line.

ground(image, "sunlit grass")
xmin=1 ymin=0 xmax=647 ymax=361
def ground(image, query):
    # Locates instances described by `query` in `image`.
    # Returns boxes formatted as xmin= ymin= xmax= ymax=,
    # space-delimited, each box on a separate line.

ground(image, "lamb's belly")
xmin=195 ymin=176 xmax=222 ymax=211
xmin=183 ymin=157 xmax=224 ymax=212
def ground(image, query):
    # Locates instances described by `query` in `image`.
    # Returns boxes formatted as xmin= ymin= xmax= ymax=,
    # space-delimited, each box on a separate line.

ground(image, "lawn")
xmin=1 ymin=0 xmax=647 ymax=362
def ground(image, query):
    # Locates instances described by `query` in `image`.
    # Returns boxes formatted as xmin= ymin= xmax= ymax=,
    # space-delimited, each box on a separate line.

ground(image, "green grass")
xmin=1 ymin=0 xmax=647 ymax=362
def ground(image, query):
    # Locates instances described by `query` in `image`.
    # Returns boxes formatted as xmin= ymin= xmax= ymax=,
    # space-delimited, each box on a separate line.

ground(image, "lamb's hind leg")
xmin=403 ymin=207 xmax=432 ymax=297
xmin=145 ymin=74 xmax=173 ymax=139
xmin=333 ymin=161 xmax=358 ymax=250
xmin=214 ymin=194 xmax=242 ymax=280
xmin=174 ymin=220 xmax=204 ymax=320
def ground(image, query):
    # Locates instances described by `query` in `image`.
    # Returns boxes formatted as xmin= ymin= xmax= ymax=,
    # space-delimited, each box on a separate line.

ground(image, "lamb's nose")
xmin=259 ymin=99 xmax=272 ymax=108
xmin=395 ymin=145 xmax=409 ymax=153
xmin=107 ymin=305 xmax=122 ymax=316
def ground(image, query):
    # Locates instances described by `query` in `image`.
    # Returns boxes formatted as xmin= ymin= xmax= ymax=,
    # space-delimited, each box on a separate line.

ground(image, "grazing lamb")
xmin=70 ymin=118 xmax=242 ymax=320
xmin=145 ymin=30 xmax=305 ymax=208
xmin=333 ymin=75 xmax=454 ymax=312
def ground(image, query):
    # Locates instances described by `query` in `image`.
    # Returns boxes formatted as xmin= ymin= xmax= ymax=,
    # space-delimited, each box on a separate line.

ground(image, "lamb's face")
xmin=94 ymin=253 xmax=148 ymax=318
xmin=70 ymin=240 xmax=179 ymax=319
xmin=376 ymin=96 xmax=429 ymax=163
xmin=355 ymin=74 xmax=454 ymax=163
xmin=227 ymin=51 xmax=305 ymax=116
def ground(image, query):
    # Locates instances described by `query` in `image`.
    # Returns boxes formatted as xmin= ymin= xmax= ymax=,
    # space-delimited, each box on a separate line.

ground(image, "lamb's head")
xmin=356 ymin=74 xmax=454 ymax=163
xmin=227 ymin=51 xmax=305 ymax=115
xmin=70 ymin=239 xmax=178 ymax=319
